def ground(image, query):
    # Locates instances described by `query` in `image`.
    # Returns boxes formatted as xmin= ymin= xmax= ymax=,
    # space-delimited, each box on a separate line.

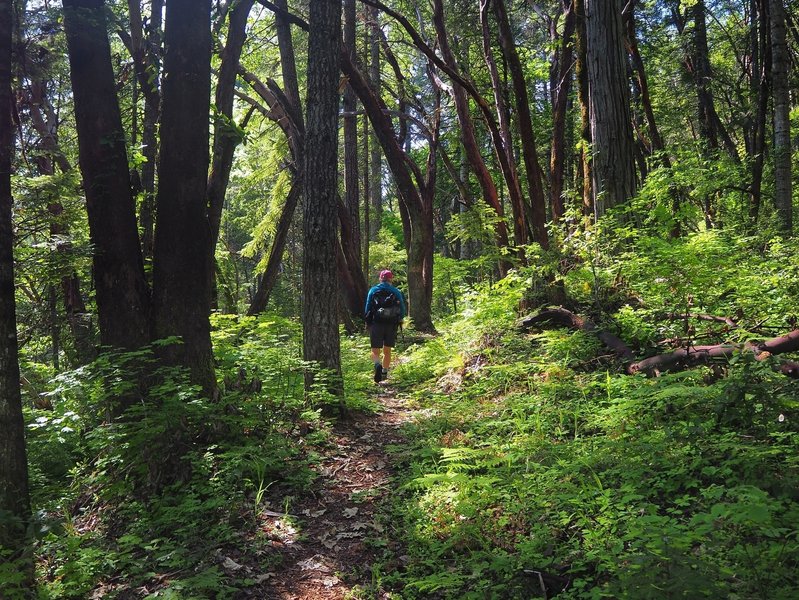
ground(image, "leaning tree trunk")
xmin=63 ymin=0 xmax=151 ymax=352
xmin=246 ymin=0 xmax=306 ymax=315
xmin=690 ymin=0 xmax=739 ymax=161
xmin=124 ymin=0 xmax=162 ymax=264
xmin=341 ymin=48 xmax=436 ymax=332
xmin=25 ymin=78 xmax=95 ymax=363
xmin=585 ymin=0 xmax=638 ymax=217
xmin=367 ymin=3 xmax=382 ymax=241
xmin=550 ymin=0 xmax=576 ymax=224
xmin=303 ymin=0 xmax=343 ymax=398
xmin=152 ymin=0 xmax=216 ymax=394
xmin=746 ymin=0 xmax=770 ymax=225
xmin=493 ymin=0 xmax=549 ymax=249
xmin=207 ymin=0 xmax=255 ymax=246
xmin=479 ymin=0 xmax=526 ymax=250
xmin=770 ymin=0 xmax=792 ymax=233
xmin=0 ymin=0 xmax=32 ymax=568
xmin=433 ymin=0 xmax=512 ymax=273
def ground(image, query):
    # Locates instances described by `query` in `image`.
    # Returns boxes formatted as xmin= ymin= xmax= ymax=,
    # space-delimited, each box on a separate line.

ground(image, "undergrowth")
xmin=5 ymin=314 xmax=376 ymax=599
xmin=380 ymin=230 xmax=799 ymax=599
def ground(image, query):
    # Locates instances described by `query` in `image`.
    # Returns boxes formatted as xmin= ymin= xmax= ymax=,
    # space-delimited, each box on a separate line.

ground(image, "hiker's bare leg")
xmin=371 ymin=348 xmax=381 ymax=364
xmin=382 ymin=346 xmax=392 ymax=370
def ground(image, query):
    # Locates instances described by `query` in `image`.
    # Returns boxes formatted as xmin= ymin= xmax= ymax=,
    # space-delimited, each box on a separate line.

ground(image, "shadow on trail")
xmin=258 ymin=384 xmax=413 ymax=600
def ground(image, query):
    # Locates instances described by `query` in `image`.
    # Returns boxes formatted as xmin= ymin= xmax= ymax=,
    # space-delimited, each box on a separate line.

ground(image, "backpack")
xmin=371 ymin=288 xmax=402 ymax=324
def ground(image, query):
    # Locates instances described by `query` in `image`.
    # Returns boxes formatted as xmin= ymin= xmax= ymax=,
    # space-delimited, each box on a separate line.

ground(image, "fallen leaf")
xmin=297 ymin=556 xmax=331 ymax=572
xmin=342 ymin=507 xmax=359 ymax=518
xmin=221 ymin=556 xmax=244 ymax=572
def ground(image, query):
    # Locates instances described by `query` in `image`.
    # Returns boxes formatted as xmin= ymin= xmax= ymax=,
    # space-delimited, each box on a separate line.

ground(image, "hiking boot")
xmin=382 ymin=369 xmax=389 ymax=381
xmin=373 ymin=362 xmax=383 ymax=383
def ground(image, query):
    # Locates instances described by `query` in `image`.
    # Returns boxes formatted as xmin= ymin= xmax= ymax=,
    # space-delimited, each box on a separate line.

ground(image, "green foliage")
xmin=367 ymin=223 xmax=406 ymax=284
xmin=16 ymin=316 xmax=336 ymax=598
xmin=379 ymin=231 xmax=799 ymax=599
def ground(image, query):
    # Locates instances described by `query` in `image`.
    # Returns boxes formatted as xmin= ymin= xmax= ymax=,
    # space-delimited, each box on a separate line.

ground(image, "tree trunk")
xmin=246 ymin=0 xmax=304 ymax=316
xmin=492 ymin=0 xmax=549 ymax=249
xmin=367 ymin=4 xmax=382 ymax=241
xmin=0 ymin=0 xmax=32 ymax=566
xmin=207 ymin=0 xmax=254 ymax=246
xmin=687 ymin=0 xmax=739 ymax=161
xmin=550 ymin=1 xmax=576 ymax=223
xmin=747 ymin=0 xmax=769 ymax=224
xmin=303 ymin=0 xmax=343 ymax=397
xmin=343 ymin=0 xmax=361 ymax=267
xmin=433 ymin=0 xmax=512 ymax=273
xmin=770 ymin=0 xmax=792 ymax=233
xmin=152 ymin=0 xmax=216 ymax=393
xmin=624 ymin=1 xmax=684 ymax=236
xmin=248 ymin=180 xmax=302 ymax=315
xmin=63 ymin=0 xmax=151 ymax=352
xmin=24 ymin=78 xmax=95 ymax=363
xmin=125 ymin=0 xmax=162 ymax=264
xmin=574 ymin=0 xmax=593 ymax=216
xmin=341 ymin=49 xmax=436 ymax=332
xmin=479 ymin=0 xmax=526 ymax=250
xmin=585 ymin=0 xmax=637 ymax=217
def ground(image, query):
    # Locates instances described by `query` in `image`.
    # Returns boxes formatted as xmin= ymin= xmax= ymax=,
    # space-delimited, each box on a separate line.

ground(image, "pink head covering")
xmin=379 ymin=269 xmax=393 ymax=281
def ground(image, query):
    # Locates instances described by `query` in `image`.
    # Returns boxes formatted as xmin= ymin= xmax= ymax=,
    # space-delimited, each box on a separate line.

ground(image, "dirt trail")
xmin=253 ymin=386 xmax=414 ymax=599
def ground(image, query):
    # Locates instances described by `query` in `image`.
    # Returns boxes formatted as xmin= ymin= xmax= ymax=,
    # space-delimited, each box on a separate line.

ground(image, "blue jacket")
xmin=364 ymin=282 xmax=406 ymax=323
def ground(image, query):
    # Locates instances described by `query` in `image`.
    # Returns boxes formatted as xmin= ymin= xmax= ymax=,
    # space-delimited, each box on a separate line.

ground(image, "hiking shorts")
xmin=370 ymin=321 xmax=399 ymax=348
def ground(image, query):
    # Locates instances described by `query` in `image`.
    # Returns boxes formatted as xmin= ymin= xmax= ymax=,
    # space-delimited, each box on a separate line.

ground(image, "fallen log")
xmin=521 ymin=308 xmax=799 ymax=378
xmin=628 ymin=329 xmax=799 ymax=378
xmin=520 ymin=308 xmax=635 ymax=362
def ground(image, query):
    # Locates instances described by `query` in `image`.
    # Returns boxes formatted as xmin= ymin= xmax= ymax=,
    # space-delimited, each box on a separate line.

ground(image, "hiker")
xmin=364 ymin=269 xmax=406 ymax=383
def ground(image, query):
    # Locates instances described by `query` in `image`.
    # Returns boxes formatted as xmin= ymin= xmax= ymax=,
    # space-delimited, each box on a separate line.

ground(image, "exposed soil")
xmin=243 ymin=384 xmax=414 ymax=599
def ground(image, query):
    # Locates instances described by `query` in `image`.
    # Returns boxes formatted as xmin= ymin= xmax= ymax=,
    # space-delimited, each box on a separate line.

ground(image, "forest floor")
xmin=253 ymin=381 xmax=414 ymax=599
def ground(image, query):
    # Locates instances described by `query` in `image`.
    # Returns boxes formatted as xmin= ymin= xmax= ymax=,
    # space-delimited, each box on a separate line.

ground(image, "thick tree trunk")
xmin=492 ymin=0 xmax=549 ymax=249
xmin=406 ymin=202 xmax=435 ymax=332
xmin=770 ymin=0 xmax=792 ymax=233
xmin=63 ymin=0 xmax=150 ymax=352
xmin=152 ymin=0 xmax=216 ymax=393
xmin=0 ymin=0 xmax=32 ymax=565
xmin=303 ymin=0 xmax=343 ymax=397
xmin=585 ymin=0 xmax=637 ymax=217
xmin=337 ymin=194 xmax=369 ymax=315
xmin=550 ymin=1 xmax=576 ymax=223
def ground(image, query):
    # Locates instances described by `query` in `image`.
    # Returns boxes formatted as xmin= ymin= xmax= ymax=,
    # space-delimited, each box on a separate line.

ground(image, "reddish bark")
xmin=629 ymin=330 xmax=799 ymax=378
xmin=550 ymin=1 xmax=576 ymax=223
xmin=492 ymin=0 xmax=549 ymax=249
